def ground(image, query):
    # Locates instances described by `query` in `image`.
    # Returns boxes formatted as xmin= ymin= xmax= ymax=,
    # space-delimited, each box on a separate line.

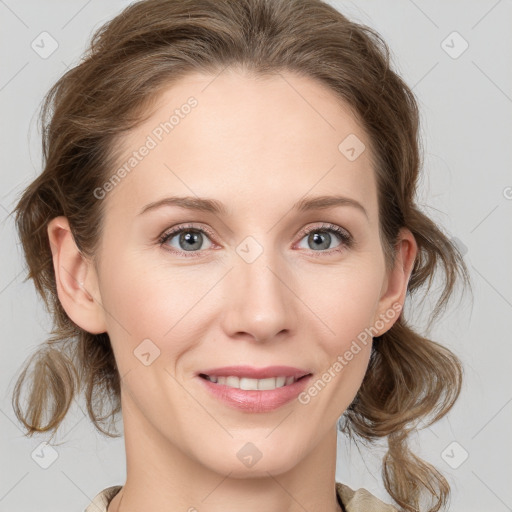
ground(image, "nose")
xmin=220 ymin=250 xmax=298 ymax=343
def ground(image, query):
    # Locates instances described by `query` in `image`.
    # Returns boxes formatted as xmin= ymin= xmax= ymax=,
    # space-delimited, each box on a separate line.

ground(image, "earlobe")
xmin=373 ymin=228 xmax=418 ymax=336
xmin=47 ymin=216 xmax=107 ymax=334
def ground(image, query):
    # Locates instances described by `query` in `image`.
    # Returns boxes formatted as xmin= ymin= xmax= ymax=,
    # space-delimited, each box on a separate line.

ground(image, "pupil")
xmin=311 ymin=232 xmax=330 ymax=250
xmin=181 ymin=231 xmax=201 ymax=250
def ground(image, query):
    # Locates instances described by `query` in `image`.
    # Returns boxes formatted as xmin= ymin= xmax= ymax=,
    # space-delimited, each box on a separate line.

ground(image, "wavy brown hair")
xmin=11 ymin=0 xmax=472 ymax=511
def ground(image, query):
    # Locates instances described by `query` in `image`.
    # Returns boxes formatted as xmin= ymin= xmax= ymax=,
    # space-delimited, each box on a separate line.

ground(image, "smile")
xmin=199 ymin=374 xmax=307 ymax=390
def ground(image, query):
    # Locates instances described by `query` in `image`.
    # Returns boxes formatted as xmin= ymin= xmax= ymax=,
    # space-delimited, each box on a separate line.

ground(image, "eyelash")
xmin=157 ymin=222 xmax=354 ymax=258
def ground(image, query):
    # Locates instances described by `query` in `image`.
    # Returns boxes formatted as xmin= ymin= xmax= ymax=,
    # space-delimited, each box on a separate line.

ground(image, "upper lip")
xmin=198 ymin=365 xmax=312 ymax=379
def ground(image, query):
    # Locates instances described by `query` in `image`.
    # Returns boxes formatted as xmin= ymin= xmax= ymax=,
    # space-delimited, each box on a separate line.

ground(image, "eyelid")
xmin=158 ymin=222 xmax=216 ymax=243
xmin=295 ymin=222 xmax=352 ymax=243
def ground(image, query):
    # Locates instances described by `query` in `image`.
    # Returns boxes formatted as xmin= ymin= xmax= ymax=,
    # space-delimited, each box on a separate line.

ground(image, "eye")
xmin=295 ymin=223 xmax=353 ymax=254
xmin=158 ymin=223 xmax=214 ymax=257
xmin=158 ymin=222 xmax=353 ymax=257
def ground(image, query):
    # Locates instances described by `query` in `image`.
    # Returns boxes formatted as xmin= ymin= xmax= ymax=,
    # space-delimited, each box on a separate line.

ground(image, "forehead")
xmin=105 ymin=69 xmax=378 ymax=220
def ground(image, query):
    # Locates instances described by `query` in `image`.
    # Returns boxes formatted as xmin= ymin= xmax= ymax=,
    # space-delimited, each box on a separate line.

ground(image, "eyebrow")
xmin=138 ymin=194 xmax=369 ymax=220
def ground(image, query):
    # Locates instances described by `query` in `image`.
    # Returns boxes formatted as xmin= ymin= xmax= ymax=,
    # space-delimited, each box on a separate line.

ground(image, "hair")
xmin=11 ymin=1 xmax=472 ymax=511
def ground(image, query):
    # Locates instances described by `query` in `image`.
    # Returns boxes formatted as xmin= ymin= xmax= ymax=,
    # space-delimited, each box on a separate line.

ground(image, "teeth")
xmin=204 ymin=375 xmax=298 ymax=390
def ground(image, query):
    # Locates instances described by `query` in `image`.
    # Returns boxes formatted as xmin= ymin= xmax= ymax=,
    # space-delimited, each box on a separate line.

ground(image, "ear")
xmin=47 ymin=216 xmax=107 ymax=334
xmin=372 ymin=227 xmax=418 ymax=336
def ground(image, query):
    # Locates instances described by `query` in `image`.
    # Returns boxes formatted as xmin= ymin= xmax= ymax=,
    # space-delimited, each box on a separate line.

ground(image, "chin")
xmin=199 ymin=443 xmax=302 ymax=478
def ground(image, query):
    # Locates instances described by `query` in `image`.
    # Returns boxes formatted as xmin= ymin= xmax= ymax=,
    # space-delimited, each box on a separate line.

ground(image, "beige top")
xmin=84 ymin=482 xmax=398 ymax=512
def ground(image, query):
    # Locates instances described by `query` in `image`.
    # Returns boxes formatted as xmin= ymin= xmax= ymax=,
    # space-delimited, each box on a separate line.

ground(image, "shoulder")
xmin=336 ymin=482 xmax=399 ymax=512
xmin=84 ymin=485 xmax=123 ymax=512
xmin=86 ymin=482 xmax=396 ymax=512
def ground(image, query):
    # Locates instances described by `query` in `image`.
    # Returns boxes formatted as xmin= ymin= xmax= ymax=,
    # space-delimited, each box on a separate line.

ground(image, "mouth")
xmin=196 ymin=368 xmax=314 ymax=412
xmin=198 ymin=373 xmax=311 ymax=390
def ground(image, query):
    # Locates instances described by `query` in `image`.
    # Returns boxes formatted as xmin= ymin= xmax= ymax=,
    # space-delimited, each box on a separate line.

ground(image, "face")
xmin=82 ymin=69 xmax=407 ymax=476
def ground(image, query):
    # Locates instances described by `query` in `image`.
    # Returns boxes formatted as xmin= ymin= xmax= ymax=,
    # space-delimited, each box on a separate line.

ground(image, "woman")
xmin=11 ymin=0 xmax=471 ymax=511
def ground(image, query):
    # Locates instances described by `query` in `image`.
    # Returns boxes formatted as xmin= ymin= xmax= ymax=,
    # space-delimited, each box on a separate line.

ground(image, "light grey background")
xmin=1 ymin=1 xmax=511 ymax=511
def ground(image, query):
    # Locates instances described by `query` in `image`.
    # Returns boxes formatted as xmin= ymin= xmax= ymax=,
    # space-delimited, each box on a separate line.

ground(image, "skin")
xmin=48 ymin=68 xmax=417 ymax=512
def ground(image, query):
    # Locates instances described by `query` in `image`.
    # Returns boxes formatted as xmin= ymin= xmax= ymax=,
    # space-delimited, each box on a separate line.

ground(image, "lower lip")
xmin=197 ymin=375 xmax=313 ymax=412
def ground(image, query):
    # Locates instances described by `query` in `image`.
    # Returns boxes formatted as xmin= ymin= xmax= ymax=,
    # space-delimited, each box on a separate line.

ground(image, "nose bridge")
xmin=221 ymin=237 xmax=297 ymax=342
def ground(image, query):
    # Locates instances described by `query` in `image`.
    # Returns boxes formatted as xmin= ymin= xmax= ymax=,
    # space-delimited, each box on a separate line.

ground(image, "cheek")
xmin=299 ymin=264 xmax=383 ymax=350
xmin=97 ymin=254 xmax=180 ymax=360
xmin=298 ymin=270 xmax=380 ymax=410
xmin=98 ymin=251 xmax=214 ymax=374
